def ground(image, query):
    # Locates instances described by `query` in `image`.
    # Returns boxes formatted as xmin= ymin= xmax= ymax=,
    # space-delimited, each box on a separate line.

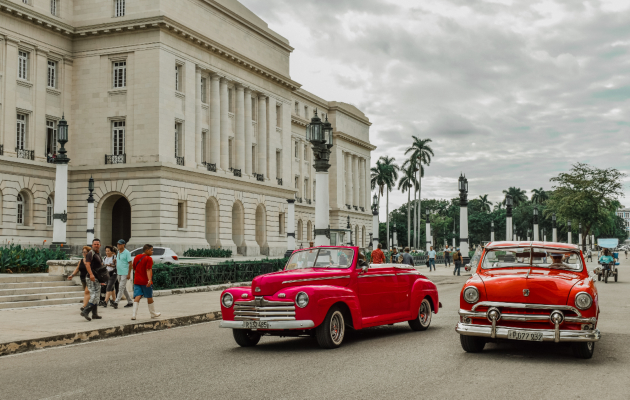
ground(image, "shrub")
xmin=0 ymin=244 xmax=69 ymax=273
xmin=182 ymin=248 xmax=233 ymax=258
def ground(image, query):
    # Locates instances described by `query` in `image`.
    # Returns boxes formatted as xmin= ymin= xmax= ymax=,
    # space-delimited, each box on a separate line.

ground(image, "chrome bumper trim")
xmin=455 ymin=323 xmax=600 ymax=342
xmin=459 ymin=309 xmax=597 ymax=324
xmin=471 ymin=301 xmax=582 ymax=317
xmin=219 ymin=320 xmax=315 ymax=330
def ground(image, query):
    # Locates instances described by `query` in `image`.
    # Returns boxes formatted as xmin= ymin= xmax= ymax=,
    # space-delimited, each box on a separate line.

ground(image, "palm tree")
xmin=478 ymin=194 xmax=492 ymax=213
xmin=405 ymin=137 xmax=434 ymax=249
xmin=398 ymin=164 xmax=418 ymax=247
xmin=370 ymin=156 xmax=399 ymax=247
xmin=502 ymin=187 xmax=528 ymax=206
xmin=531 ymin=188 xmax=548 ymax=205
xmin=402 ymin=158 xmax=423 ymax=249
xmin=494 ymin=201 xmax=504 ymax=211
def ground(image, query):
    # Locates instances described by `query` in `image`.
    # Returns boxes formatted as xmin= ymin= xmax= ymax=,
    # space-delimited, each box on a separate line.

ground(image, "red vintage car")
xmin=219 ymin=246 xmax=441 ymax=348
xmin=456 ymin=241 xmax=600 ymax=358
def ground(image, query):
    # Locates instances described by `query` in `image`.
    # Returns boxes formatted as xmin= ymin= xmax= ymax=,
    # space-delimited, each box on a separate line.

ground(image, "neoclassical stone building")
xmin=0 ymin=0 xmax=375 ymax=255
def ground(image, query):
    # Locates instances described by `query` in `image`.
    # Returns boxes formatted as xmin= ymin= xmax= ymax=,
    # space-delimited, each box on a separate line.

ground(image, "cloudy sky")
xmin=241 ymin=0 xmax=630 ymax=215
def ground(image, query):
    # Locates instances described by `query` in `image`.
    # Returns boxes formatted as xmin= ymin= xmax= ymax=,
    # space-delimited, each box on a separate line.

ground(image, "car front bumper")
xmin=456 ymin=323 xmax=601 ymax=342
xmin=219 ymin=320 xmax=315 ymax=330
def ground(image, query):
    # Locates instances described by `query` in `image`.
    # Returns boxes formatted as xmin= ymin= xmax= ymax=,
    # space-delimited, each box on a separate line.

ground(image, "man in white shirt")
xmin=444 ymin=245 xmax=451 ymax=267
xmin=428 ymin=246 xmax=437 ymax=271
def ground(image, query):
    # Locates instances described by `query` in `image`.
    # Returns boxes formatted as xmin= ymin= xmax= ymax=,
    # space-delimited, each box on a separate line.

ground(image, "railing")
xmin=360 ymin=207 xmax=365 ymax=212
xmin=202 ymin=162 xmax=217 ymax=172
xmin=176 ymin=156 xmax=185 ymax=166
xmin=353 ymin=206 xmax=358 ymax=211
xmin=231 ymin=168 xmax=241 ymax=177
xmin=254 ymin=173 xmax=264 ymax=181
xmin=16 ymin=148 xmax=34 ymax=160
xmin=277 ymin=178 xmax=282 ymax=185
xmin=306 ymin=199 xmax=312 ymax=204
xmin=105 ymin=154 xmax=126 ymax=164
xmin=346 ymin=204 xmax=351 ymax=210
xmin=296 ymin=197 xmax=303 ymax=203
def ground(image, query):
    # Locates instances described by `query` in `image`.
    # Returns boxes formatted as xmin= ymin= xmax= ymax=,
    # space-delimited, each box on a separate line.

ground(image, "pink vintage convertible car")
xmin=219 ymin=246 xmax=441 ymax=348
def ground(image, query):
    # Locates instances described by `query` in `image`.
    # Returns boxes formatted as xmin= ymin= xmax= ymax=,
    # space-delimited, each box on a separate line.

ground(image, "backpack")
xmin=88 ymin=250 xmax=109 ymax=283
xmin=453 ymin=252 xmax=461 ymax=261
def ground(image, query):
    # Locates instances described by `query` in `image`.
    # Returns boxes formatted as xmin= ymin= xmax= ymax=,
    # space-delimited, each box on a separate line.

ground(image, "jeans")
xmin=86 ymin=279 xmax=101 ymax=304
xmin=444 ymin=254 xmax=451 ymax=266
xmin=429 ymin=258 xmax=436 ymax=271
xmin=454 ymin=261 xmax=461 ymax=276
xmin=116 ymin=275 xmax=132 ymax=304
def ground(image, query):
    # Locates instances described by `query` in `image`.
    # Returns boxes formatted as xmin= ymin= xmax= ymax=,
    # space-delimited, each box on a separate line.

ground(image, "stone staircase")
xmin=0 ymin=274 xmax=84 ymax=309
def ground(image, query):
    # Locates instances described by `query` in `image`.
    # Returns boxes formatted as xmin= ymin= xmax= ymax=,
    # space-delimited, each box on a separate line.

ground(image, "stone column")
xmin=315 ymin=171 xmax=330 ymax=247
xmin=505 ymin=199 xmax=513 ymax=242
xmin=257 ymin=95 xmax=267 ymax=176
xmin=352 ymin=155 xmax=359 ymax=207
xmin=244 ymin=88 xmax=253 ymax=175
xmin=358 ymin=159 xmax=364 ymax=209
xmin=426 ymin=215 xmax=431 ymax=252
xmin=372 ymin=209 xmax=380 ymax=249
xmin=34 ymin=48 xmax=48 ymax=162
xmin=219 ymin=78 xmax=229 ymax=171
xmin=210 ymin=75 xmax=221 ymax=167
xmin=533 ymin=215 xmax=539 ymax=242
xmin=285 ymin=199 xmax=295 ymax=258
xmin=344 ymin=153 xmax=351 ymax=207
xmin=52 ymin=147 xmax=69 ymax=246
xmin=3 ymin=37 xmax=19 ymax=155
xmin=491 ymin=222 xmax=495 ymax=242
xmin=268 ymin=97 xmax=277 ymax=181
xmin=195 ymin=67 xmax=202 ymax=165
xmin=235 ymin=84 xmax=245 ymax=171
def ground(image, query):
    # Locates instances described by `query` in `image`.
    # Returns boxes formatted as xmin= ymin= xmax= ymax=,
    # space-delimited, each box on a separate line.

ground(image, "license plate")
xmin=243 ymin=321 xmax=269 ymax=329
xmin=507 ymin=330 xmax=543 ymax=342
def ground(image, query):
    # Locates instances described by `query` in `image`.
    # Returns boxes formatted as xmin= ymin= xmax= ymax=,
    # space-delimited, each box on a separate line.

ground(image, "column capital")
xmin=211 ymin=74 xmax=221 ymax=81
xmin=258 ymin=93 xmax=268 ymax=100
xmin=244 ymin=87 xmax=252 ymax=94
xmin=235 ymin=83 xmax=245 ymax=91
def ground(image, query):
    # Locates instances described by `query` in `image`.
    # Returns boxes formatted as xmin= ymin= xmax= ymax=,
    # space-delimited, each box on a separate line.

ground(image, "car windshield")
xmin=285 ymin=248 xmax=355 ymax=270
xmin=481 ymin=247 xmax=583 ymax=272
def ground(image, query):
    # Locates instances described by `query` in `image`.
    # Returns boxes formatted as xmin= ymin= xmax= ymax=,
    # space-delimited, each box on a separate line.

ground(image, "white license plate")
xmin=507 ymin=330 xmax=543 ymax=342
xmin=243 ymin=321 xmax=269 ymax=329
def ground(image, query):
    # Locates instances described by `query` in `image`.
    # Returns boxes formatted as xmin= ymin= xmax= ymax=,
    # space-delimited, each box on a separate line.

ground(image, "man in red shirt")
xmin=371 ymin=243 xmax=385 ymax=264
xmin=131 ymin=244 xmax=161 ymax=320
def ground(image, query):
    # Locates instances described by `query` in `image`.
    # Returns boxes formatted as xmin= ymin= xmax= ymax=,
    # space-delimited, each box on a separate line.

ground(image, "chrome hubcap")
xmin=420 ymin=300 xmax=431 ymax=326
xmin=587 ymin=342 xmax=594 ymax=351
xmin=330 ymin=311 xmax=345 ymax=345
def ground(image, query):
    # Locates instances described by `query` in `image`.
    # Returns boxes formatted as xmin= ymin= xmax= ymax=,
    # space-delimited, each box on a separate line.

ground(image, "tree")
xmin=370 ymin=156 xmax=399 ymax=248
xmin=405 ymin=137 xmax=434 ymax=249
xmin=398 ymin=164 xmax=417 ymax=249
xmin=502 ymin=187 xmax=528 ymax=206
xmin=545 ymin=163 xmax=627 ymax=248
xmin=478 ymin=194 xmax=492 ymax=213
xmin=402 ymin=158 xmax=423 ymax=248
xmin=531 ymin=188 xmax=549 ymax=205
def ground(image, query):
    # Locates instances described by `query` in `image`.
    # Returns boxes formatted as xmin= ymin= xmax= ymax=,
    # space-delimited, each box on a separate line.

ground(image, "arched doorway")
xmin=232 ymin=201 xmax=244 ymax=253
xmin=255 ymin=204 xmax=267 ymax=255
xmin=99 ymin=194 xmax=131 ymax=248
xmin=206 ymin=197 xmax=219 ymax=248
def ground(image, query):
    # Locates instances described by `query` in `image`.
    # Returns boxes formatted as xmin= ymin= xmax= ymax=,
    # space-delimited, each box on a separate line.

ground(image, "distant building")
xmin=616 ymin=206 xmax=630 ymax=233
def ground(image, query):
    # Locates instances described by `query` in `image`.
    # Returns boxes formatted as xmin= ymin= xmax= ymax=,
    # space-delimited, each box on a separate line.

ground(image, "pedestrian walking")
xmin=115 ymin=239 xmax=134 ymax=308
xmin=68 ymin=246 xmax=92 ymax=310
xmin=391 ymin=247 xmax=399 ymax=263
xmin=444 ymin=245 xmax=451 ymax=267
xmin=131 ymin=244 xmax=161 ymax=320
xmin=586 ymin=248 xmax=592 ymax=262
xmin=371 ymin=243 xmax=385 ymax=264
xmin=428 ymin=246 xmax=436 ymax=271
xmin=103 ymin=246 xmax=118 ymax=308
xmin=453 ymin=248 xmax=462 ymax=276
xmin=625 ymin=249 xmax=628 ymax=259
xmin=81 ymin=239 xmax=107 ymax=321
xmin=400 ymin=247 xmax=414 ymax=266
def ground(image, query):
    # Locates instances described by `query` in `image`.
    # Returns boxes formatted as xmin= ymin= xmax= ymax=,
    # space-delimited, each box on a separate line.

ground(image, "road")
xmin=2 ymin=261 xmax=630 ymax=400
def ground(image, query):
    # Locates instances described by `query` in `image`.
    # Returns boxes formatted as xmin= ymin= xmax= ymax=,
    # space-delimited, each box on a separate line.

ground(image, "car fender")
xmin=410 ymin=277 xmax=440 ymax=315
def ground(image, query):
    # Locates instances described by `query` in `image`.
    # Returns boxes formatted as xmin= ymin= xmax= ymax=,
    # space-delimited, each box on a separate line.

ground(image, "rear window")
xmin=152 ymin=248 xmax=165 ymax=256
xmin=482 ymin=247 xmax=583 ymax=272
xmin=130 ymin=249 xmax=142 ymax=256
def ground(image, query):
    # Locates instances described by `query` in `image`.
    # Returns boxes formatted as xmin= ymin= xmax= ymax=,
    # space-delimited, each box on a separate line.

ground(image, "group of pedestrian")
xmin=68 ymin=239 xmax=160 ymax=322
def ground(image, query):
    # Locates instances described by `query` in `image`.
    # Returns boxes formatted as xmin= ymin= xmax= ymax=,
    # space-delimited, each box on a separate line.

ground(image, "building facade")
xmin=0 ymin=0 xmax=374 ymax=254
xmin=616 ymin=207 xmax=630 ymax=234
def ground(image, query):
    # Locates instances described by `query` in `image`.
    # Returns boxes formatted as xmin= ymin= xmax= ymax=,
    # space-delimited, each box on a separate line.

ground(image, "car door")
xmin=357 ymin=264 xmax=399 ymax=322
xmin=152 ymin=247 xmax=165 ymax=263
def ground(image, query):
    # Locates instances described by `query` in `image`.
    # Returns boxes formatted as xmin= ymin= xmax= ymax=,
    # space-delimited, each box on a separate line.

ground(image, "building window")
xmin=112 ymin=120 xmax=125 ymax=155
xmin=252 ymin=146 xmax=256 ymax=173
xmin=175 ymin=64 xmax=182 ymax=92
xmin=50 ymin=0 xmax=58 ymax=16
xmin=47 ymin=60 xmax=56 ymax=88
xmin=313 ymin=180 xmax=316 ymax=198
xmin=18 ymin=51 xmax=28 ymax=80
xmin=304 ymin=106 xmax=308 ymax=119
xmin=46 ymin=197 xmax=53 ymax=226
xmin=276 ymin=151 xmax=281 ymax=179
xmin=177 ymin=201 xmax=186 ymax=229
xmin=279 ymin=213 xmax=285 ymax=235
xmin=113 ymin=61 xmax=126 ymax=88
xmin=202 ymin=131 xmax=207 ymax=162
xmin=228 ymin=138 xmax=233 ymax=168
xmin=295 ymin=102 xmax=299 ymax=116
xmin=114 ymin=0 xmax=125 ymax=17
xmin=304 ymin=144 xmax=308 ymax=163
xmin=200 ymin=77 xmax=207 ymax=103
xmin=175 ymin=122 xmax=182 ymax=157
xmin=16 ymin=114 xmax=27 ymax=150
xmin=304 ymin=178 xmax=309 ymax=199
xmin=297 ymin=220 xmax=303 ymax=241
xmin=294 ymin=141 xmax=298 ymax=158
xmin=17 ymin=194 xmax=24 ymax=225
xmin=295 ymin=176 xmax=299 ymax=189
xmin=46 ymin=120 xmax=57 ymax=158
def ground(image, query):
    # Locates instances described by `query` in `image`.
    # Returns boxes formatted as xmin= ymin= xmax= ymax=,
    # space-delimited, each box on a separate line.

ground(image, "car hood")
xmin=479 ymin=268 xmax=582 ymax=305
xmin=251 ymin=268 xmax=352 ymax=296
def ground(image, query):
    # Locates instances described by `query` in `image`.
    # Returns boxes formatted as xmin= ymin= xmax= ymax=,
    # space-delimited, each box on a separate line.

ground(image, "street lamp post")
xmin=393 ymin=220 xmax=397 ymax=248
xmin=372 ymin=193 xmax=379 ymax=249
xmin=552 ymin=213 xmax=557 ymax=242
xmin=513 ymin=225 xmax=516 ymax=241
xmin=533 ymin=206 xmax=539 ymax=241
xmin=490 ymin=220 xmax=495 ymax=242
xmin=452 ymin=228 xmax=456 ymax=248
xmin=284 ymin=199 xmax=296 ymax=258
xmin=578 ymin=222 xmax=583 ymax=252
xmin=52 ymin=115 xmax=70 ymax=251
xmin=505 ymin=195 xmax=513 ymax=242
xmin=307 ymin=111 xmax=333 ymax=246
xmin=347 ymin=215 xmax=353 ymax=246
xmin=86 ymin=176 xmax=95 ymax=245
xmin=527 ymin=228 xmax=531 ymax=241
xmin=369 ymin=233 xmax=373 ymax=249
xmin=425 ymin=208 xmax=431 ymax=252
xmin=458 ymin=174 xmax=470 ymax=264
xmin=567 ymin=219 xmax=572 ymax=244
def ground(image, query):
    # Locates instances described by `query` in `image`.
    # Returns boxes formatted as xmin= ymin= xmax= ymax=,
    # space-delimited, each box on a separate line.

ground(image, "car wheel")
xmin=409 ymin=298 xmax=432 ymax=331
xmin=315 ymin=306 xmax=345 ymax=349
xmin=460 ymin=335 xmax=486 ymax=353
xmin=232 ymin=329 xmax=261 ymax=347
xmin=572 ymin=341 xmax=595 ymax=359
xmin=597 ymin=273 xmax=601 ymax=281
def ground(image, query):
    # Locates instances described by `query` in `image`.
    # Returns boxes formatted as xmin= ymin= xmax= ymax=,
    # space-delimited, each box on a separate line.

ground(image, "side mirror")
xmin=361 ymin=265 xmax=368 ymax=273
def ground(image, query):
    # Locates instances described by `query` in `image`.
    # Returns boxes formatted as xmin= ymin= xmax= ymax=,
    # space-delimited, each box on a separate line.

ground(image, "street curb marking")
xmin=0 ymin=310 xmax=223 ymax=357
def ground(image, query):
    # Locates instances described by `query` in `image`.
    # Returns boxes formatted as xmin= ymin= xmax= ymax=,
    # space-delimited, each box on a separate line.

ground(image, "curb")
xmin=0 ymin=311 xmax=223 ymax=357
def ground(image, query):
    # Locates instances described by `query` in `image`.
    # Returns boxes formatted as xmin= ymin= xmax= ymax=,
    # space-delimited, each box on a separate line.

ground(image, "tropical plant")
xmin=404 ymin=137 xmax=434 ymax=249
xmin=398 ymin=163 xmax=418 ymax=248
xmin=530 ymin=188 xmax=549 ymax=205
xmin=370 ymin=156 xmax=399 ymax=248
xmin=0 ymin=244 xmax=69 ymax=273
xmin=478 ymin=194 xmax=492 ymax=213
xmin=502 ymin=187 xmax=528 ymax=206
xmin=182 ymin=248 xmax=233 ymax=258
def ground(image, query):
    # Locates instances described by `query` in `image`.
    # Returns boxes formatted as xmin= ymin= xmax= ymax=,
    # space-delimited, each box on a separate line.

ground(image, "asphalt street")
xmin=2 ymin=260 xmax=630 ymax=400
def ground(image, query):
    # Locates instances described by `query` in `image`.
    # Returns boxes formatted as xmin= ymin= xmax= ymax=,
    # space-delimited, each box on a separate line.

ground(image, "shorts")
xmin=133 ymin=284 xmax=154 ymax=298
xmin=106 ymin=272 xmax=118 ymax=291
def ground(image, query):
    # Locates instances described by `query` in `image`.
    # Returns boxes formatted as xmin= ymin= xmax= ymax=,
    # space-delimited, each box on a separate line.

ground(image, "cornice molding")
xmin=334 ymin=131 xmax=377 ymax=151
xmin=0 ymin=1 xmax=74 ymax=35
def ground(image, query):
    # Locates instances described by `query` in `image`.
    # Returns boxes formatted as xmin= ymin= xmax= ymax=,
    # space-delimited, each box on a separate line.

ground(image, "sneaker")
xmin=124 ymin=303 xmax=133 ymax=308
xmin=111 ymin=301 xmax=118 ymax=309
xmin=99 ymin=300 xmax=107 ymax=307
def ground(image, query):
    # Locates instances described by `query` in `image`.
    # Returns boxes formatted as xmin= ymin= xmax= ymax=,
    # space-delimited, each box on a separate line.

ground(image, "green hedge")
xmin=153 ymin=257 xmax=289 ymax=290
xmin=182 ymin=248 xmax=233 ymax=258
xmin=0 ymin=244 xmax=70 ymax=273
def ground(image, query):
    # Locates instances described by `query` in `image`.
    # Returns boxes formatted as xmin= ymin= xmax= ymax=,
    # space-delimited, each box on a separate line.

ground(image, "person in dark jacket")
xmin=68 ymin=246 xmax=92 ymax=310
xmin=400 ymin=247 xmax=415 ymax=266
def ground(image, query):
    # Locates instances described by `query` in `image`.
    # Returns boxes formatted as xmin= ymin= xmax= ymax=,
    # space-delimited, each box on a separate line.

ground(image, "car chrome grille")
xmin=234 ymin=297 xmax=296 ymax=321
xmin=460 ymin=301 xmax=595 ymax=325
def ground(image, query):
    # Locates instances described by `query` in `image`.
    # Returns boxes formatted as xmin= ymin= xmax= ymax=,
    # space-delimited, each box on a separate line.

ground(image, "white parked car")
xmin=129 ymin=247 xmax=180 ymax=265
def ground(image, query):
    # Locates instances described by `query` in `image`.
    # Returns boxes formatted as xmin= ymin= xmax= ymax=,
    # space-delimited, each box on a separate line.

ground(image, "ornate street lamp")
xmin=578 ymin=222 xmax=583 ymax=251
xmin=56 ymin=115 xmax=69 ymax=164
xmin=490 ymin=220 xmax=495 ymax=242
xmin=425 ymin=208 xmax=431 ymax=251
xmin=52 ymin=114 xmax=70 ymax=250
xmin=372 ymin=192 xmax=379 ymax=249
xmin=308 ymin=110 xmax=333 ymax=245
xmin=458 ymin=173 xmax=470 ymax=262
xmin=567 ymin=219 xmax=572 ymax=244
xmin=533 ymin=206 xmax=539 ymax=241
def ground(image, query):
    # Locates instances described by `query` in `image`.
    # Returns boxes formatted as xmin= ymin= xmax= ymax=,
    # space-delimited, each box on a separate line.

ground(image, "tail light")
xmin=172 ymin=256 xmax=178 ymax=260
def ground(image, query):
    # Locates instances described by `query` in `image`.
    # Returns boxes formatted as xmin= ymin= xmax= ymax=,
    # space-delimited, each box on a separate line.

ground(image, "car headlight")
xmin=221 ymin=292 xmax=234 ymax=308
xmin=463 ymin=286 xmax=480 ymax=304
xmin=575 ymin=292 xmax=592 ymax=310
xmin=296 ymin=292 xmax=309 ymax=308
